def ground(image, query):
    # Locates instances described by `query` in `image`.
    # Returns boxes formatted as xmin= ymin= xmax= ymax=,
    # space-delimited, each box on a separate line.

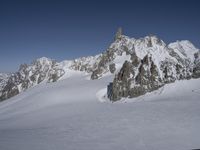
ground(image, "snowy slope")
xmin=168 ymin=40 xmax=199 ymax=61
xmin=0 ymin=73 xmax=200 ymax=150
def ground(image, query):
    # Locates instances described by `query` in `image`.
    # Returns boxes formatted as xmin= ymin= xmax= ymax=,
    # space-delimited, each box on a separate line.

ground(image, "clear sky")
xmin=0 ymin=0 xmax=200 ymax=72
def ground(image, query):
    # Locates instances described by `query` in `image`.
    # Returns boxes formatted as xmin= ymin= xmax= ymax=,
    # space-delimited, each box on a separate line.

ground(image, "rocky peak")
xmin=114 ymin=27 xmax=123 ymax=41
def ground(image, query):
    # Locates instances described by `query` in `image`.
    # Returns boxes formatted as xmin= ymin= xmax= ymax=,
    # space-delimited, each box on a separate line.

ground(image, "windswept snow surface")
xmin=0 ymin=73 xmax=200 ymax=150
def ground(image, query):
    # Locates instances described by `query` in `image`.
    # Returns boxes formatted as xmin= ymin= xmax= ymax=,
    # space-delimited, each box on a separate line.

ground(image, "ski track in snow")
xmin=0 ymin=74 xmax=200 ymax=150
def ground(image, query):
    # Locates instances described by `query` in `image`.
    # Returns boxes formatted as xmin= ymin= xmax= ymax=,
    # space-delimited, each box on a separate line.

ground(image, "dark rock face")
xmin=115 ymin=27 xmax=123 ymax=41
xmin=109 ymin=63 xmax=116 ymax=73
xmin=193 ymin=52 xmax=200 ymax=78
xmin=107 ymin=61 xmax=133 ymax=101
xmin=131 ymin=53 xmax=140 ymax=67
xmin=0 ymin=80 xmax=19 ymax=101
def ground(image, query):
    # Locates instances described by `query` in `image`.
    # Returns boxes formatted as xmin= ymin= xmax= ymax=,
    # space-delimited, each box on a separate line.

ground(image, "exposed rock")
xmin=0 ymin=78 xmax=19 ymax=101
xmin=48 ymin=69 xmax=65 ymax=82
xmin=0 ymin=73 xmax=11 ymax=101
xmin=146 ymin=38 xmax=153 ymax=47
xmin=107 ymin=61 xmax=132 ymax=101
xmin=90 ymin=51 xmax=115 ymax=79
xmin=109 ymin=63 xmax=116 ymax=73
xmin=91 ymin=69 xmax=102 ymax=80
xmin=131 ymin=53 xmax=140 ymax=67
xmin=115 ymin=27 xmax=123 ymax=41
xmin=193 ymin=52 xmax=200 ymax=78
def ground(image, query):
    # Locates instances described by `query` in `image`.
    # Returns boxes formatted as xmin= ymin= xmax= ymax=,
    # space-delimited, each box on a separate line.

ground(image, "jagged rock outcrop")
xmin=107 ymin=61 xmax=132 ymax=100
xmin=193 ymin=52 xmax=200 ymax=78
xmin=0 ymin=78 xmax=19 ymax=100
xmin=108 ymin=54 xmax=163 ymax=101
xmin=91 ymin=51 xmax=115 ymax=79
xmin=0 ymin=73 xmax=10 ymax=101
xmin=109 ymin=63 xmax=116 ymax=73
xmin=0 ymin=73 xmax=10 ymax=89
xmin=115 ymin=27 xmax=123 ymax=40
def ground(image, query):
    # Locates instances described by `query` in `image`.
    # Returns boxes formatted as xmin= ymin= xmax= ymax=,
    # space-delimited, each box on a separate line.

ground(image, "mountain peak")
xmin=114 ymin=27 xmax=123 ymax=40
xmin=34 ymin=57 xmax=53 ymax=64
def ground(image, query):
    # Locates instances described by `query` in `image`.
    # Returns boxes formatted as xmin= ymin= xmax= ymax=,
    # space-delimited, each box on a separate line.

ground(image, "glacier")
xmin=0 ymin=72 xmax=200 ymax=150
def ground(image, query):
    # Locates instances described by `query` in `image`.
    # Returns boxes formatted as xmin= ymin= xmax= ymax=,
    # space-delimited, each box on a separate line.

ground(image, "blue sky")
xmin=0 ymin=0 xmax=200 ymax=72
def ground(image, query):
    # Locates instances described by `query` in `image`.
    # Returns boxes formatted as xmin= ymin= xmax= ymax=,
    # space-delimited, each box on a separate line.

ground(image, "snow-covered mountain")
xmin=0 ymin=56 xmax=101 ymax=101
xmin=0 ymin=57 xmax=64 ymax=101
xmin=106 ymin=34 xmax=200 ymax=101
xmin=0 ymin=29 xmax=200 ymax=101
xmin=0 ymin=29 xmax=200 ymax=150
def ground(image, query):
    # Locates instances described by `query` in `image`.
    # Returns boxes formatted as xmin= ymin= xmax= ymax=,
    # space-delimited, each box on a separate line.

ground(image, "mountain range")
xmin=0 ymin=28 xmax=200 ymax=101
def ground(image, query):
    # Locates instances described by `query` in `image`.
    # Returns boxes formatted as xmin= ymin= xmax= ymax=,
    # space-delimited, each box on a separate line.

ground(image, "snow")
xmin=168 ymin=40 xmax=199 ymax=61
xmin=113 ymin=52 xmax=131 ymax=71
xmin=0 ymin=74 xmax=200 ymax=150
xmin=96 ymin=88 xmax=108 ymax=102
